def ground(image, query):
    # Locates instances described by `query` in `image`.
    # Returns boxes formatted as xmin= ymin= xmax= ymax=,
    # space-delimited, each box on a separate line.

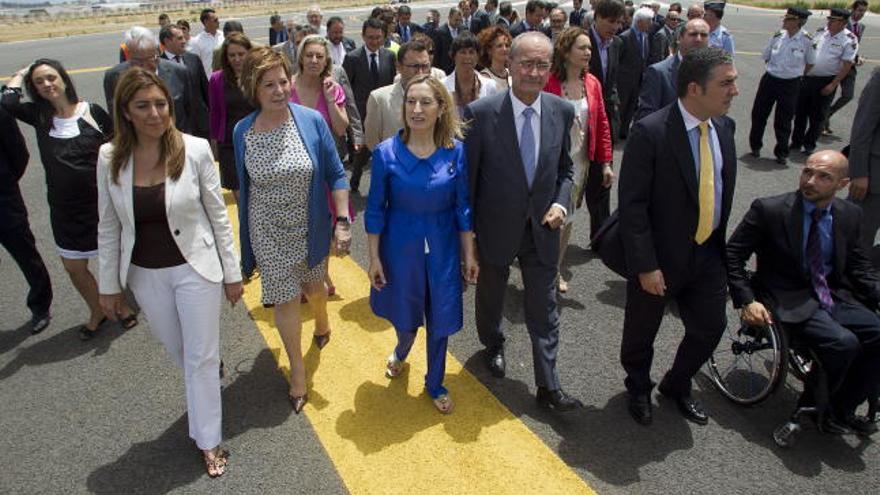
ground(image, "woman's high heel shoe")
xmin=289 ymin=393 xmax=308 ymax=414
xmin=313 ymin=330 xmax=331 ymax=349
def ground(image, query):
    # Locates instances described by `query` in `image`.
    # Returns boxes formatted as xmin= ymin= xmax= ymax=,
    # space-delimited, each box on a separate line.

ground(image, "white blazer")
xmin=97 ymin=134 xmax=242 ymax=294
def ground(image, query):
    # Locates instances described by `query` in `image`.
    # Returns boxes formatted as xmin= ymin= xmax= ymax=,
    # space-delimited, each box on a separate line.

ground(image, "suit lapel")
xmin=497 ymin=93 xmax=529 ymax=189
xmin=831 ymin=199 xmax=847 ymax=276
xmin=537 ymin=95 xmax=557 ymax=181
xmin=164 ymin=154 xmax=178 ymax=219
xmin=714 ymin=116 xmax=736 ymax=222
xmin=785 ymin=192 xmax=805 ymax=272
xmin=668 ymin=104 xmax=698 ymax=204
xmin=121 ymin=155 xmax=136 ymax=228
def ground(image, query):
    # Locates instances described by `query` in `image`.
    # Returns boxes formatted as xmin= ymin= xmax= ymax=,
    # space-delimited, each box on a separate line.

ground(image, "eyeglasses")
xmin=516 ymin=60 xmax=551 ymax=72
xmin=402 ymin=63 xmax=431 ymax=71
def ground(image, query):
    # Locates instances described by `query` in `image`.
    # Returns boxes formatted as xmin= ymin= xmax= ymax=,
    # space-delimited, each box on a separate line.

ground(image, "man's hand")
xmin=741 ymin=301 xmax=773 ymax=326
xmin=638 ymin=269 xmax=666 ymax=297
xmin=541 ymin=205 xmax=566 ymax=230
xmin=821 ymin=82 xmax=838 ymax=96
xmin=224 ymin=282 xmax=243 ymax=306
xmin=99 ymin=293 xmax=124 ymax=321
xmin=850 ymin=176 xmax=869 ymax=201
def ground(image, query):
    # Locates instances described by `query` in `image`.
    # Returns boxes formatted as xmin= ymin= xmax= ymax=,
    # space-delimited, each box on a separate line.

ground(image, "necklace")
xmin=562 ymin=77 xmax=584 ymax=100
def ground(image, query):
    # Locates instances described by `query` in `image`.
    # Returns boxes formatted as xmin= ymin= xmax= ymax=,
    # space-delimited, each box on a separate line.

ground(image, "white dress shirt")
xmin=188 ymin=30 xmax=224 ymax=76
xmin=763 ymin=29 xmax=816 ymax=79
xmin=510 ymin=91 xmax=567 ymax=214
xmin=330 ymin=41 xmax=346 ymax=66
xmin=678 ymin=99 xmax=723 ymax=230
xmin=808 ymin=28 xmax=858 ymax=77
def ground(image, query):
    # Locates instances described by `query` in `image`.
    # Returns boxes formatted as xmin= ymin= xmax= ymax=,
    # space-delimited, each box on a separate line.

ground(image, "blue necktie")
xmin=807 ymin=209 xmax=835 ymax=311
xmin=520 ymin=107 xmax=537 ymax=187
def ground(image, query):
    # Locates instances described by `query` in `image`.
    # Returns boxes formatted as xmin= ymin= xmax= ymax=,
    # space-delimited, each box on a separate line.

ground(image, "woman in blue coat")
xmin=365 ymin=74 xmax=479 ymax=414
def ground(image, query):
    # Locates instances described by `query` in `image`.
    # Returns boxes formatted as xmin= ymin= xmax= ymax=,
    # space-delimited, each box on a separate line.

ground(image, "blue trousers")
xmin=394 ymin=329 xmax=449 ymax=399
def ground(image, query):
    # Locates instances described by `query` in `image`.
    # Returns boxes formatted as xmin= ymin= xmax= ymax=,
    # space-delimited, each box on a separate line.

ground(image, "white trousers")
xmin=128 ymin=263 xmax=223 ymax=450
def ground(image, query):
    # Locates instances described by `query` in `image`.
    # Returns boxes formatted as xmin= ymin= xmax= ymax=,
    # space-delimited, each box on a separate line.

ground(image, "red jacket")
xmin=543 ymin=72 xmax=613 ymax=164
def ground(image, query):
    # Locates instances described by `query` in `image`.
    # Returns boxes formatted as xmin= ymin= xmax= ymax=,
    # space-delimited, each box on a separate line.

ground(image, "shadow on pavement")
xmin=85 ymin=349 xmax=292 ymax=494
xmin=0 ymin=321 xmax=125 ymax=380
xmin=0 ymin=322 xmax=32 ymax=355
xmin=334 ymin=367 xmax=505 ymax=454
xmin=694 ymin=372 xmax=871 ymax=476
xmin=740 ymin=152 xmax=790 ymax=172
xmin=595 ymin=279 xmax=627 ymax=310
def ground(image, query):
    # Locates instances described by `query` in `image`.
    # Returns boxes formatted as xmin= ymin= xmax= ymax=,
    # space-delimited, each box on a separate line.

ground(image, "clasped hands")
xmin=369 ymin=253 xmax=479 ymax=291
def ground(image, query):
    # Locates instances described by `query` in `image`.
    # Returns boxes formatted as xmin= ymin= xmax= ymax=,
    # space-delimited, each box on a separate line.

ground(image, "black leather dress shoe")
xmin=658 ymin=385 xmax=709 ymax=425
xmin=30 ymin=313 xmax=51 ymax=334
xmin=627 ymin=392 xmax=653 ymax=425
xmin=536 ymin=387 xmax=582 ymax=411
xmin=485 ymin=347 xmax=505 ymax=378
xmin=820 ymin=416 xmax=852 ymax=435
xmin=838 ymin=414 xmax=877 ymax=437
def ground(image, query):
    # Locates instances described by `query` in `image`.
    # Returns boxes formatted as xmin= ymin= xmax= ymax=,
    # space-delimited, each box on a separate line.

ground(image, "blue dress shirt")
xmin=802 ymin=199 xmax=834 ymax=276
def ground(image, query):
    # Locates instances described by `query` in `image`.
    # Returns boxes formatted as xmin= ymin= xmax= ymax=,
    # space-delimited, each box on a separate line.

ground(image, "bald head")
xmin=687 ymin=4 xmax=705 ymax=19
xmin=679 ymin=18 xmax=710 ymax=55
xmin=510 ymin=31 xmax=553 ymax=60
xmin=800 ymin=150 xmax=850 ymax=207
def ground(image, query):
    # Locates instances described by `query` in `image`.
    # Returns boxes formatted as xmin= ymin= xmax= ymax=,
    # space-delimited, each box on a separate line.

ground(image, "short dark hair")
xmin=370 ymin=7 xmax=384 ymax=18
xmin=486 ymin=0 xmax=498 ymax=8
xmin=669 ymin=2 xmax=682 ymax=12
xmin=159 ymin=25 xmax=180 ymax=44
xmin=158 ymin=13 xmax=169 ymax=22
xmin=270 ymin=14 xmax=281 ymax=25
xmin=362 ymin=17 xmax=387 ymax=35
xmin=397 ymin=40 xmax=429 ymax=63
xmin=223 ymin=20 xmax=244 ymax=35
xmin=595 ymin=0 xmax=625 ymax=20
xmin=327 ymin=16 xmax=344 ymax=30
xmin=176 ymin=19 xmax=190 ymax=31
xmin=526 ymin=0 xmax=543 ymax=14
xmin=398 ymin=5 xmax=412 ymax=16
xmin=450 ymin=31 xmax=480 ymax=57
xmin=851 ymin=0 xmax=868 ymax=9
xmin=199 ymin=8 xmax=216 ymax=24
xmin=499 ymin=1 xmax=513 ymax=16
xmin=676 ymin=46 xmax=733 ymax=97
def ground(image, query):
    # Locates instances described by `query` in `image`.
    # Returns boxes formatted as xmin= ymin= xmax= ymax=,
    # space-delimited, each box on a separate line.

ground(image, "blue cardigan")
xmin=233 ymin=102 xmax=348 ymax=277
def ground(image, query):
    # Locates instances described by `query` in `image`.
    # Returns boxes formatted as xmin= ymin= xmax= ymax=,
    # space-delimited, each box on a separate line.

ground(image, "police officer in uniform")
xmin=791 ymin=8 xmax=858 ymax=154
xmin=704 ymin=1 xmax=734 ymax=57
xmin=825 ymin=0 xmax=869 ymax=134
xmin=749 ymin=7 xmax=815 ymax=164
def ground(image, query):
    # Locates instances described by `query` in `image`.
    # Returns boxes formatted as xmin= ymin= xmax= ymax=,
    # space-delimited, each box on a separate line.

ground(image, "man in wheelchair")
xmin=726 ymin=150 xmax=880 ymax=436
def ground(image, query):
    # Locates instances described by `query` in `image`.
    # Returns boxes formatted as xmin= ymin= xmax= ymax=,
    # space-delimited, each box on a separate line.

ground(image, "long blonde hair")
xmin=109 ymin=67 xmax=184 ymax=184
xmin=401 ymin=74 xmax=464 ymax=149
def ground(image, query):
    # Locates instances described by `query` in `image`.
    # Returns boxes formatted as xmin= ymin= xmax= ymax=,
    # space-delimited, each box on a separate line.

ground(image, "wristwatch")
xmin=336 ymin=216 xmax=350 ymax=226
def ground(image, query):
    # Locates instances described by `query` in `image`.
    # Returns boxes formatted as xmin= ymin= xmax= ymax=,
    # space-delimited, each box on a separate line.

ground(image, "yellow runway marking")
xmin=225 ymin=193 xmax=594 ymax=495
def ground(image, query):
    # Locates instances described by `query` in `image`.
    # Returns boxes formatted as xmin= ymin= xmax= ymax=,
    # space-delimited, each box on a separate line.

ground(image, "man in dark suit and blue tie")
xmin=465 ymin=32 xmax=580 ymax=411
xmin=727 ymin=150 xmax=880 ymax=435
xmin=635 ymin=18 xmax=709 ymax=122
xmin=618 ymin=47 xmax=739 ymax=426
xmin=395 ymin=5 xmax=423 ymax=43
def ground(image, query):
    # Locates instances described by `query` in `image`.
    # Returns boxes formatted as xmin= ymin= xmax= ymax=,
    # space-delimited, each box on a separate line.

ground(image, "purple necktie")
xmin=806 ymin=208 xmax=835 ymax=311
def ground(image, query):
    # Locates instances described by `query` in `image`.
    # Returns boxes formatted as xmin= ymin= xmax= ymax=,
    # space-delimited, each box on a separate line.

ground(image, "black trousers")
xmin=618 ymin=83 xmax=639 ymax=140
xmin=475 ymin=222 xmax=561 ymax=389
xmin=749 ymin=73 xmax=800 ymax=159
xmin=584 ymin=160 xmax=611 ymax=240
xmin=791 ymin=75 xmax=835 ymax=151
xmin=827 ymin=65 xmax=857 ymax=123
xmin=349 ymin=148 xmax=369 ymax=191
xmin=620 ymin=240 xmax=728 ymax=397
xmin=0 ymin=187 xmax=52 ymax=318
xmin=791 ymin=299 xmax=880 ymax=417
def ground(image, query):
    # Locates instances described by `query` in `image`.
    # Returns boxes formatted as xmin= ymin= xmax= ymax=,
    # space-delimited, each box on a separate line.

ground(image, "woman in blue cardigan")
xmin=234 ymin=46 xmax=350 ymax=414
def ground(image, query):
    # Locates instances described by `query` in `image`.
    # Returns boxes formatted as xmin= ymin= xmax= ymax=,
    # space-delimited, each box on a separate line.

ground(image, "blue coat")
xmin=365 ymin=134 xmax=472 ymax=336
xmin=233 ymin=103 xmax=348 ymax=277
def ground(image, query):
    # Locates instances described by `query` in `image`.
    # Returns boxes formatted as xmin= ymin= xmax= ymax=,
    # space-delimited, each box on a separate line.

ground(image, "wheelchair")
xmin=706 ymin=308 xmax=820 ymax=448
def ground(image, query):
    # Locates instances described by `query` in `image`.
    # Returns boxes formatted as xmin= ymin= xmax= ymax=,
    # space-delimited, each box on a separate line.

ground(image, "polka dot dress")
xmin=245 ymin=117 xmax=326 ymax=305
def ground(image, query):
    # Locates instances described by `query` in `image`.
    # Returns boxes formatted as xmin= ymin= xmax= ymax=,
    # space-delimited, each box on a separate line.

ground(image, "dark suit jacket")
xmin=650 ymin=28 xmax=671 ymax=65
xmin=617 ymin=102 xmax=737 ymax=287
xmin=464 ymin=91 xmax=574 ymax=266
xmin=509 ymin=21 xmax=551 ymax=38
xmin=103 ymin=60 xmax=196 ymax=135
xmin=395 ymin=22 xmax=424 ymax=42
xmin=432 ymin=24 xmax=457 ymax=75
xmin=727 ymin=192 xmax=880 ymax=323
xmin=269 ymin=27 xmax=288 ymax=46
xmin=588 ymin=28 xmax=620 ymax=108
xmin=161 ymin=51 xmax=209 ymax=138
xmin=340 ymin=37 xmax=357 ymax=53
xmin=0 ymin=105 xmax=29 ymax=213
xmin=570 ymin=8 xmax=588 ymax=28
xmin=849 ymin=67 xmax=880 ymax=193
xmin=342 ymin=46 xmax=396 ymax=120
xmin=634 ymin=54 xmax=678 ymax=122
xmin=616 ymin=28 xmax=651 ymax=99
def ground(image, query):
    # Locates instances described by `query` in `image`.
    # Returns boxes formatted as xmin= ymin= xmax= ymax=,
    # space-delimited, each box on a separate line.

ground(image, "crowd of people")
xmin=2 ymin=0 xmax=879 ymax=479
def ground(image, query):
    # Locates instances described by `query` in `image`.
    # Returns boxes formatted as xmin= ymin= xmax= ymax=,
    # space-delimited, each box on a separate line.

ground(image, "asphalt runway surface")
xmin=1 ymin=2 xmax=879 ymax=493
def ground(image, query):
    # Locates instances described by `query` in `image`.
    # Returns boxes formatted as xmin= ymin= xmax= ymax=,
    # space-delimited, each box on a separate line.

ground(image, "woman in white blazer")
xmin=96 ymin=68 xmax=242 ymax=478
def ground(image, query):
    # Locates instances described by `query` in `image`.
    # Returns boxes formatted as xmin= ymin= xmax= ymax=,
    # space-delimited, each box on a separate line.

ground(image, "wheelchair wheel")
xmin=707 ymin=317 xmax=788 ymax=406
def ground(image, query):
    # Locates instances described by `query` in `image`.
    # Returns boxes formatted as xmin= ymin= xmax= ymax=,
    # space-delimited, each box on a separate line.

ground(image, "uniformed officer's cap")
xmin=704 ymin=1 xmax=725 ymax=13
xmin=784 ymin=7 xmax=811 ymax=20
xmin=827 ymin=7 xmax=851 ymax=21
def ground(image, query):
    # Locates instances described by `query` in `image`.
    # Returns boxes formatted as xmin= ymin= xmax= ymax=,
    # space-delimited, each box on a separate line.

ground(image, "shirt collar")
xmin=802 ymin=197 xmax=833 ymax=217
xmin=366 ymin=47 xmax=379 ymax=57
xmin=511 ymin=91 xmax=542 ymax=118
xmin=590 ymin=26 xmax=609 ymax=49
xmin=677 ymin=99 xmax=714 ymax=133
